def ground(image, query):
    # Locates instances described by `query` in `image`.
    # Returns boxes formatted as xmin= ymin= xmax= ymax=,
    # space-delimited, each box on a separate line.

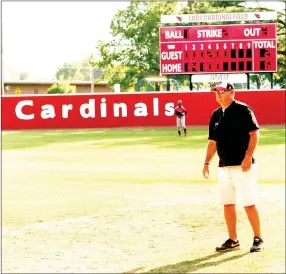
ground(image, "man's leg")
xmin=181 ymin=116 xmax=187 ymax=136
xmin=216 ymin=204 xmax=239 ymax=251
xmin=244 ymin=205 xmax=261 ymax=238
xmin=224 ymin=204 xmax=238 ymax=241
xmin=177 ymin=117 xmax=181 ymax=136
xmin=232 ymin=165 xmax=263 ymax=252
xmin=244 ymin=204 xmax=263 ymax=252
xmin=218 ymin=167 xmax=237 ymax=241
xmin=216 ymin=168 xmax=239 ymax=251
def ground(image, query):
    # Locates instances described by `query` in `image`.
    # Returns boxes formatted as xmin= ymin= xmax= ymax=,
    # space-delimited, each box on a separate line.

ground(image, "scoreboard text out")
xmin=159 ymin=23 xmax=277 ymax=74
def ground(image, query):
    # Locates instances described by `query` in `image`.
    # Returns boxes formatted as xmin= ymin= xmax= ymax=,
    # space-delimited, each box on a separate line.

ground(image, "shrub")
xmin=47 ymin=83 xmax=74 ymax=94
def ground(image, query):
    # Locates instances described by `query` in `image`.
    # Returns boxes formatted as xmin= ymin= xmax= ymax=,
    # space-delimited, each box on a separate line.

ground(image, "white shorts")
xmin=176 ymin=116 xmax=186 ymax=129
xmin=218 ymin=164 xmax=258 ymax=207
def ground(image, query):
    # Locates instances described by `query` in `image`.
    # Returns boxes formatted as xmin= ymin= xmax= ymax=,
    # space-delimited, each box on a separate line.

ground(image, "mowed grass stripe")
xmin=2 ymin=126 xmax=285 ymax=150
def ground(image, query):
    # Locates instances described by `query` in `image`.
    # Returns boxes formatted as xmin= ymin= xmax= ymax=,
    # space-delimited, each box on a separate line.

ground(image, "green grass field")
xmin=2 ymin=126 xmax=285 ymax=273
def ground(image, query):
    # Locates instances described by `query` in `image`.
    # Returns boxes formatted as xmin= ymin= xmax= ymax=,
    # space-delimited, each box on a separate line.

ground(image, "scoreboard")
xmin=159 ymin=23 xmax=277 ymax=75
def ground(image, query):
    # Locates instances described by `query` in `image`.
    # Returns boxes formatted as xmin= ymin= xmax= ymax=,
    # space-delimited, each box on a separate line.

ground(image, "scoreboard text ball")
xmin=159 ymin=23 xmax=277 ymax=74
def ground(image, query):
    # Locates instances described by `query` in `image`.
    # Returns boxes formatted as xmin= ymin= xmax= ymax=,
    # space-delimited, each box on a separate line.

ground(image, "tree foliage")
xmin=47 ymin=83 xmax=74 ymax=94
xmin=276 ymin=8 xmax=286 ymax=85
xmin=181 ymin=1 xmax=286 ymax=87
xmin=92 ymin=1 xmax=177 ymax=91
xmin=55 ymin=55 xmax=95 ymax=81
xmin=19 ymin=72 xmax=30 ymax=80
xmin=181 ymin=0 xmax=246 ymax=17
xmin=94 ymin=0 xmax=286 ymax=90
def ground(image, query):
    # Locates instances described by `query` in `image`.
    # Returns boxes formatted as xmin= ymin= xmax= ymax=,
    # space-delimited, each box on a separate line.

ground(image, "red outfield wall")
xmin=2 ymin=91 xmax=285 ymax=130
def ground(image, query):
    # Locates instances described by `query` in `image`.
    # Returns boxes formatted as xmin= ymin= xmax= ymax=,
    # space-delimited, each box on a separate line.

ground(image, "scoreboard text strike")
xmin=159 ymin=23 xmax=277 ymax=74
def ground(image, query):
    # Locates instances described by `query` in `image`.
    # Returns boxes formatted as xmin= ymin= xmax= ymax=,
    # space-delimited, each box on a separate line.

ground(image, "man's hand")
xmin=241 ymin=155 xmax=252 ymax=172
xmin=202 ymin=164 xmax=210 ymax=179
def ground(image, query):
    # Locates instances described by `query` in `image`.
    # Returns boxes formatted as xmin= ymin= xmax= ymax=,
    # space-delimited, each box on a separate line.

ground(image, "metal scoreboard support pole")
xmin=245 ymin=72 xmax=250 ymax=89
xmin=189 ymin=75 xmax=193 ymax=91
xmin=270 ymin=72 xmax=274 ymax=89
xmin=90 ymin=67 xmax=94 ymax=93
xmin=159 ymin=11 xmax=278 ymax=90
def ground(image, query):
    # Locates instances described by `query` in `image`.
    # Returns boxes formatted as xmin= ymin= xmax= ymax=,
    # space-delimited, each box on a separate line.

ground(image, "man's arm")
xmin=245 ymin=129 xmax=259 ymax=157
xmin=241 ymin=129 xmax=259 ymax=172
xmin=182 ymin=106 xmax=187 ymax=114
xmin=202 ymin=140 xmax=217 ymax=178
xmin=174 ymin=106 xmax=180 ymax=116
xmin=204 ymin=140 xmax=217 ymax=164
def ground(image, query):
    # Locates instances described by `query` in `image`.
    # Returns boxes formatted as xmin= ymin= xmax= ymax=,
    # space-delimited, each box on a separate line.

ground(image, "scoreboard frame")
xmin=159 ymin=23 xmax=277 ymax=75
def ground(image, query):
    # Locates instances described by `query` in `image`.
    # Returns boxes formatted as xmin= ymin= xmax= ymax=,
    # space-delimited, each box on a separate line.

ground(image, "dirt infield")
xmin=3 ymin=183 xmax=285 ymax=273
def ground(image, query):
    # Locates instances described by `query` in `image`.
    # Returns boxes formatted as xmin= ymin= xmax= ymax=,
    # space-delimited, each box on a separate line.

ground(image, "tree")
xmin=94 ymin=0 xmax=285 ymax=90
xmin=19 ymin=72 xmax=29 ymax=80
xmin=235 ymin=3 xmax=285 ymax=87
xmin=47 ymin=83 xmax=75 ymax=94
xmin=181 ymin=1 xmax=285 ymax=87
xmin=55 ymin=54 xmax=101 ymax=81
xmin=92 ymin=1 xmax=177 ymax=91
xmin=275 ymin=8 xmax=286 ymax=86
xmin=181 ymin=1 xmax=246 ymax=17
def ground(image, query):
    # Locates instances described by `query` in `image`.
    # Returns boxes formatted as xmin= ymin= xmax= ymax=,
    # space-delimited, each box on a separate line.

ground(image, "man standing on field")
xmin=202 ymin=81 xmax=263 ymax=253
xmin=174 ymin=99 xmax=188 ymax=136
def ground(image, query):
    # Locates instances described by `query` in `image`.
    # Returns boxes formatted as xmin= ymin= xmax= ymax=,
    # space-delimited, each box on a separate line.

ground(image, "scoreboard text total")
xmin=159 ymin=23 xmax=277 ymax=74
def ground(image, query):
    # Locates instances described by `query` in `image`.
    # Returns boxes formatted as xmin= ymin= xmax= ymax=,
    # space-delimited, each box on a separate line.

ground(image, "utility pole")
xmin=90 ymin=67 xmax=94 ymax=93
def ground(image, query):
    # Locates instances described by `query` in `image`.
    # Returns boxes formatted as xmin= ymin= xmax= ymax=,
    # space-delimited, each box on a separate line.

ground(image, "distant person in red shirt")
xmin=174 ymin=100 xmax=188 ymax=136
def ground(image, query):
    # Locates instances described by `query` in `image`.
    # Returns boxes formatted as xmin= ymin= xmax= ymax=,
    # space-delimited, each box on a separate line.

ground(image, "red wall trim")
xmin=2 ymin=91 xmax=285 ymax=130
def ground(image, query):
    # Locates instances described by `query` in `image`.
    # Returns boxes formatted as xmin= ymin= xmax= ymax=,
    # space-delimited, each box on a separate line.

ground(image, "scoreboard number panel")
xmin=160 ymin=23 xmax=277 ymax=74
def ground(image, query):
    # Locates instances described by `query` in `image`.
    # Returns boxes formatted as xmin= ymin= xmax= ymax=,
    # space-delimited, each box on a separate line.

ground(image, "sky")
xmin=2 ymin=1 xmax=285 ymax=80
xmin=2 ymin=1 xmax=130 ymax=80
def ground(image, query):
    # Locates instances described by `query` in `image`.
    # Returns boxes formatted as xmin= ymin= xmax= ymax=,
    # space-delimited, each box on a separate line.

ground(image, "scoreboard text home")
xmin=159 ymin=23 xmax=277 ymax=74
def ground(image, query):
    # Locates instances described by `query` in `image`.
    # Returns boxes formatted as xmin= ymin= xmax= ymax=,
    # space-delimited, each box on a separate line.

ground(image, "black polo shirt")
xmin=208 ymin=100 xmax=259 ymax=167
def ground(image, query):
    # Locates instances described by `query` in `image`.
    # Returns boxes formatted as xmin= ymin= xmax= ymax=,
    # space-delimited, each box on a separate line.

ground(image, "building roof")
xmin=4 ymin=80 xmax=108 ymax=85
